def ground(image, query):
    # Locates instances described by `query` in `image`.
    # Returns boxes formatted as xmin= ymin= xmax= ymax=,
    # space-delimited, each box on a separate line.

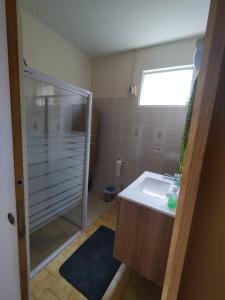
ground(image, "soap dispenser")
xmin=167 ymin=186 xmax=178 ymax=210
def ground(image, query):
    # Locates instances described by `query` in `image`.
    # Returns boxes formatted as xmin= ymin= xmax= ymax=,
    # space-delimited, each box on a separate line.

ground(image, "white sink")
xmin=135 ymin=177 xmax=171 ymax=199
xmin=119 ymin=171 xmax=176 ymax=217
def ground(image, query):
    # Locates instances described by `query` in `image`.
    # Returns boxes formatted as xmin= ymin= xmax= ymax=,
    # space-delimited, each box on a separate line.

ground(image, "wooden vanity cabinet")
xmin=114 ymin=198 xmax=174 ymax=287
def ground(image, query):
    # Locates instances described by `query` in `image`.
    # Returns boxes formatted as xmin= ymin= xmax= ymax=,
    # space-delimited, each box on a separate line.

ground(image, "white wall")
xmin=92 ymin=37 xmax=197 ymax=98
xmin=92 ymin=51 xmax=134 ymax=98
xmin=20 ymin=9 xmax=196 ymax=98
xmin=20 ymin=10 xmax=91 ymax=90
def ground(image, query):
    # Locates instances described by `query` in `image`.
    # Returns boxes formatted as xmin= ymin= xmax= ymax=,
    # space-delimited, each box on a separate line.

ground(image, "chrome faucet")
xmin=163 ymin=173 xmax=175 ymax=180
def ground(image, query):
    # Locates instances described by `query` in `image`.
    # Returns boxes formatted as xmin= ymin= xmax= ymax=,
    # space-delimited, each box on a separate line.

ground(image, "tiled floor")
xmin=30 ymin=202 xmax=161 ymax=300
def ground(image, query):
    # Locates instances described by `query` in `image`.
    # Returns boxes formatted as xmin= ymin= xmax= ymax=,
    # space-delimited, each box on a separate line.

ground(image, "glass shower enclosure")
xmin=23 ymin=67 xmax=92 ymax=272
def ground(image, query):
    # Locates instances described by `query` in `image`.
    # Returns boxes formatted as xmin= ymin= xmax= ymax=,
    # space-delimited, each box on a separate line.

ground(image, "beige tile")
xmin=31 ymin=294 xmax=38 ymax=300
xmin=93 ymin=216 xmax=116 ymax=230
xmin=75 ymin=232 xmax=89 ymax=245
xmin=31 ymin=269 xmax=52 ymax=299
xmin=46 ymin=254 xmax=67 ymax=278
xmin=84 ymin=223 xmax=98 ymax=236
xmin=93 ymin=216 xmax=106 ymax=227
xmin=67 ymin=289 xmax=87 ymax=300
xmin=38 ymin=289 xmax=59 ymax=300
xmin=102 ymin=212 xmax=117 ymax=225
xmin=61 ymin=241 xmax=80 ymax=259
xmin=60 ymin=248 xmax=74 ymax=260
xmin=103 ymin=205 xmax=118 ymax=217
xmin=48 ymin=276 xmax=75 ymax=300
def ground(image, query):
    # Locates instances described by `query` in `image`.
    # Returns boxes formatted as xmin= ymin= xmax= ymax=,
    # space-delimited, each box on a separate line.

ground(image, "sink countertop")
xmin=118 ymin=171 xmax=176 ymax=217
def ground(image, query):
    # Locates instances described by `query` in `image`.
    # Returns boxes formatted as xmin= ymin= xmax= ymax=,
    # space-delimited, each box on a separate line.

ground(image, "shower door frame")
xmin=24 ymin=66 xmax=92 ymax=276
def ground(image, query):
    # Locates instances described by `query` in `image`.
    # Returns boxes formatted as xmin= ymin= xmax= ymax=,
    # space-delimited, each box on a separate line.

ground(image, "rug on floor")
xmin=59 ymin=226 xmax=121 ymax=300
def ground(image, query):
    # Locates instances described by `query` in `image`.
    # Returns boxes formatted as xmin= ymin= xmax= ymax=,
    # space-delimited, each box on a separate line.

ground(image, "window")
xmin=139 ymin=66 xmax=194 ymax=106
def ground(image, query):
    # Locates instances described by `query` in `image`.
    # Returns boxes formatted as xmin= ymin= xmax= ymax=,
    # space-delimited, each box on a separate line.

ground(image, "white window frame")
xmin=138 ymin=65 xmax=194 ymax=107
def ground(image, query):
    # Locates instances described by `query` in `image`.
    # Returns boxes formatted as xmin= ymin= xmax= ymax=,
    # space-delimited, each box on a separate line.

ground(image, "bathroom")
xmin=1 ymin=0 xmax=215 ymax=299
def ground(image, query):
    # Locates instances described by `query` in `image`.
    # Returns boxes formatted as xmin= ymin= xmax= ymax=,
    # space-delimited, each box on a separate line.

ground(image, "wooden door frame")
xmin=162 ymin=0 xmax=225 ymax=299
xmin=5 ymin=1 xmax=29 ymax=299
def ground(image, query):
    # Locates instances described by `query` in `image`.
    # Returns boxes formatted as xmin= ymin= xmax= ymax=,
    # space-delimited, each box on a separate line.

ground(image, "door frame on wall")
xmin=5 ymin=0 xmax=93 ymax=298
xmin=4 ymin=0 xmax=225 ymax=299
xmin=24 ymin=66 xmax=92 ymax=277
xmin=162 ymin=0 xmax=225 ymax=299
xmin=5 ymin=1 xmax=29 ymax=299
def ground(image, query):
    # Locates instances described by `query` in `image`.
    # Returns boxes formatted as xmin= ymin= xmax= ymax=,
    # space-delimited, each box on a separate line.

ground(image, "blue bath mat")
xmin=59 ymin=226 xmax=121 ymax=300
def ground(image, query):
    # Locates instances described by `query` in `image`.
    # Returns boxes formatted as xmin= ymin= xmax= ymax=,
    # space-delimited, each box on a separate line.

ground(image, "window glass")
xmin=139 ymin=66 xmax=194 ymax=106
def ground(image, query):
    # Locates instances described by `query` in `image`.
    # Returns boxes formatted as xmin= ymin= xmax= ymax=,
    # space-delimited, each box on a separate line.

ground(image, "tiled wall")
xmin=93 ymin=96 xmax=186 ymax=192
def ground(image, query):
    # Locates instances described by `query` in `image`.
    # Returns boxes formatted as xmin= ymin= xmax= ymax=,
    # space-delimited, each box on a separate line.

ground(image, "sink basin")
xmin=134 ymin=177 xmax=170 ymax=199
xmin=119 ymin=171 xmax=176 ymax=217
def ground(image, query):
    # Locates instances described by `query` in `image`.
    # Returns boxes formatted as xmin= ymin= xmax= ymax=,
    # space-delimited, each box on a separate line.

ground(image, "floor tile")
xmin=84 ymin=223 xmax=98 ymax=236
xmin=38 ymin=289 xmax=59 ymax=300
xmin=31 ymin=269 xmax=52 ymax=299
xmin=67 ymin=289 xmax=87 ymax=300
xmin=30 ymin=198 xmax=161 ymax=300
xmin=46 ymin=254 xmax=67 ymax=278
xmin=48 ymin=276 xmax=75 ymax=300
xmin=31 ymin=294 xmax=38 ymax=300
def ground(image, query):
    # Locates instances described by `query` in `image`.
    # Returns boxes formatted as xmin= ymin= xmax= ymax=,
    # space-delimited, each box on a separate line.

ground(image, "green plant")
xmin=178 ymin=77 xmax=198 ymax=174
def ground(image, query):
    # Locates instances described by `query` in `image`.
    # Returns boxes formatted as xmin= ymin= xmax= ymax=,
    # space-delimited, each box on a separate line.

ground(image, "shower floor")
xmin=30 ymin=192 xmax=114 ymax=270
xmin=30 ymin=216 xmax=80 ymax=270
xmin=87 ymin=191 xmax=114 ymax=226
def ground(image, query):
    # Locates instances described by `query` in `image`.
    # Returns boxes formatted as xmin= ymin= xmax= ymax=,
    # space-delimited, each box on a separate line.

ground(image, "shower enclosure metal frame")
xmin=23 ymin=66 xmax=92 ymax=276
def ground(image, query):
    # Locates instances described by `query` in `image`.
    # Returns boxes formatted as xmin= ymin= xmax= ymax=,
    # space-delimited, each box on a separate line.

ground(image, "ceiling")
xmin=18 ymin=0 xmax=210 ymax=57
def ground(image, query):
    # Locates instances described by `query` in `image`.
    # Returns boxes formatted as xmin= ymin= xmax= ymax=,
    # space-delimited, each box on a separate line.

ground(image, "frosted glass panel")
xmin=24 ymin=76 xmax=88 ymax=269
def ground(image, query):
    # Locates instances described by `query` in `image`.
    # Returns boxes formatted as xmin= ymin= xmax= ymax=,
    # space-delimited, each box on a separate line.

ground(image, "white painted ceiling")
xmin=18 ymin=0 xmax=210 ymax=57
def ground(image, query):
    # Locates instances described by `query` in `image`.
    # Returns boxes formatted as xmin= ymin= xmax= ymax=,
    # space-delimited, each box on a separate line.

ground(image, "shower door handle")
xmin=18 ymin=200 xmax=25 ymax=238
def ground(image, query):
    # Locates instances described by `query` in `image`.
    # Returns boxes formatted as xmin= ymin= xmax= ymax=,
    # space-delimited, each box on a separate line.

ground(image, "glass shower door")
xmin=24 ymin=73 xmax=90 ymax=271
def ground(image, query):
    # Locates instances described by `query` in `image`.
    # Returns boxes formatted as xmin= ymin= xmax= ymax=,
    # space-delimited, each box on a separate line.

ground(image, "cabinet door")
xmin=114 ymin=199 xmax=174 ymax=286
